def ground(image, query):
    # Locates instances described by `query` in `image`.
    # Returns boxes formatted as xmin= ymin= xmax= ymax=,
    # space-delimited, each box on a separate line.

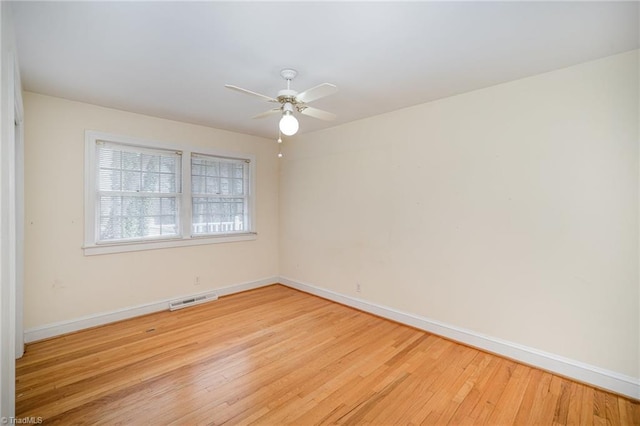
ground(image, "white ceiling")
xmin=11 ymin=1 xmax=639 ymax=140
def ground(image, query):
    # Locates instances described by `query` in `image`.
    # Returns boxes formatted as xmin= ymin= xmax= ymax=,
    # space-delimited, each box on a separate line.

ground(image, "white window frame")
xmin=84 ymin=131 xmax=256 ymax=255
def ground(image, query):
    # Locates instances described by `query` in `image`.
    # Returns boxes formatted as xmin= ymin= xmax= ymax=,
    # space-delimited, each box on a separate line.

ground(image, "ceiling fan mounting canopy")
xmin=280 ymin=68 xmax=297 ymax=81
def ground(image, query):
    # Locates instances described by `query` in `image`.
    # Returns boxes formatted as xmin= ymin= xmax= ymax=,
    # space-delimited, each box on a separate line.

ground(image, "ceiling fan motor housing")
xmin=277 ymin=89 xmax=299 ymax=105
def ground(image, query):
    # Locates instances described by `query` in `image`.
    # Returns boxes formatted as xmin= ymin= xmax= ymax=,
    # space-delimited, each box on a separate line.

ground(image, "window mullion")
xmin=182 ymin=150 xmax=192 ymax=239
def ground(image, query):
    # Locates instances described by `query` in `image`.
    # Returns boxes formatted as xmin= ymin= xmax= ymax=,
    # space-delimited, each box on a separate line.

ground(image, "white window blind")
xmin=96 ymin=141 xmax=182 ymax=242
xmin=191 ymin=153 xmax=250 ymax=236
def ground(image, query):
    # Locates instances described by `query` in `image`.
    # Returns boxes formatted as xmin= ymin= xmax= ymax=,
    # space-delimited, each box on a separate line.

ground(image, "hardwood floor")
xmin=16 ymin=285 xmax=639 ymax=425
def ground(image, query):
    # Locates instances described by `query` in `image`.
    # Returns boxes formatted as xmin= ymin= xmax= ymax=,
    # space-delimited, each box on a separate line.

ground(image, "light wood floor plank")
xmin=16 ymin=284 xmax=639 ymax=425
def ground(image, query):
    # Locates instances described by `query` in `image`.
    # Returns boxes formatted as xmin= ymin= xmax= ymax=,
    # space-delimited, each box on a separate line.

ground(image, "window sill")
xmin=83 ymin=233 xmax=257 ymax=256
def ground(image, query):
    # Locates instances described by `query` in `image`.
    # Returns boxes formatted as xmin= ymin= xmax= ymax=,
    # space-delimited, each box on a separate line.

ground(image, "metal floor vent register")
xmin=169 ymin=291 xmax=219 ymax=311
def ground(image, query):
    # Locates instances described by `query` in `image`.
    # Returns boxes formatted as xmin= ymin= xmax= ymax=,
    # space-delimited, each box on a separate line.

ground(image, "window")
xmin=96 ymin=142 xmax=181 ymax=242
xmin=191 ymin=154 xmax=250 ymax=236
xmin=84 ymin=131 xmax=256 ymax=255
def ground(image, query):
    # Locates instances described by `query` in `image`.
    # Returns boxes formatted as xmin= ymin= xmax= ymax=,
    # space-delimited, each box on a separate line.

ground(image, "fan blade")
xmin=225 ymin=85 xmax=278 ymax=102
xmin=295 ymin=83 xmax=337 ymax=103
xmin=252 ymin=108 xmax=281 ymax=119
xmin=300 ymin=106 xmax=336 ymax=121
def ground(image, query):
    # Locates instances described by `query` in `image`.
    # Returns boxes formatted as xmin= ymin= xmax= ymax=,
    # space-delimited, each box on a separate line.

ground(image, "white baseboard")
xmin=23 ymin=276 xmax=277 ymax=344
xmin=279 ymin=276 xmax=640 ymax=400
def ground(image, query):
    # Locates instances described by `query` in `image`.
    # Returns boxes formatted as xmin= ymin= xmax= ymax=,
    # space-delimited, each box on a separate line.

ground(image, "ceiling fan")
xmin=225 ymin=68 xmax=338 ymax=136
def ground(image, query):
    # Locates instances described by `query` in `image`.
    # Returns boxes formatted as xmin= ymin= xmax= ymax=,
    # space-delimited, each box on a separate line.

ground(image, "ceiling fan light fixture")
xmin=226 ymin=70 xmax=337 ymax=138
xmin=279 ymin=103 xmax=299 ymax=136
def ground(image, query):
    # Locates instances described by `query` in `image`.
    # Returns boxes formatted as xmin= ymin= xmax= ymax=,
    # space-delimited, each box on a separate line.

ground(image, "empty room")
xmin=0 ymin=1 xmax=638 ymax=424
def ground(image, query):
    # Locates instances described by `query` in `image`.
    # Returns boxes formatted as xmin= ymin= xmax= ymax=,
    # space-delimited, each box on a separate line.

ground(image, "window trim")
xmin=84 ymin=131 xmax=256 ymax=256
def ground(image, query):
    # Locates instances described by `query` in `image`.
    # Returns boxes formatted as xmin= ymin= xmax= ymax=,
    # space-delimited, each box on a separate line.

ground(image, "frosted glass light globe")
xmin=279 ymin=113 xmax=299 ymax=136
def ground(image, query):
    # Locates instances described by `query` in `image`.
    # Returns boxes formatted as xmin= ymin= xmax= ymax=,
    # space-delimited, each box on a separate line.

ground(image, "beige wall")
xmin=280 ymin=51 xmax=639 ymax=378
xmin=24 ymin=93 xmax=279 ymax=328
